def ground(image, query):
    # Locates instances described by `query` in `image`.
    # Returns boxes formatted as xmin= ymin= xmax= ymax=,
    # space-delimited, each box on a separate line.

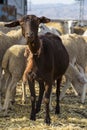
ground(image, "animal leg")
xmin=81 ymin=83 xmax=87 ymax=103
xmin=21 ymin=82 xmax=26 ymax=104
xmin=60 ymin=79 xmax=71 ymax=100
xmin=3 ymin=78 xmax=17 ymax=116
xmin=0 ymin=71 xmax=11 ymax=111
xmin=55 ymin=77 xmax=62 ymax=114
xmin=44 ymin=82 xmax=52 ymax=124
xmin=35 ymin=81 xmax=45 ymax=113
xmin=28 ymin=79 xmax=36 ymax=121
xmin=4 ymin=74 xmax=16 ymax=104
xmin=49 ymin=90 xmax=53 ymax=111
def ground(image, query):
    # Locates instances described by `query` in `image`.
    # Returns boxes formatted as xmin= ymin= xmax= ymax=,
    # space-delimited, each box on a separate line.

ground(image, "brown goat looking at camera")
xmin=5 ymin=15 xmax=69 ymax=124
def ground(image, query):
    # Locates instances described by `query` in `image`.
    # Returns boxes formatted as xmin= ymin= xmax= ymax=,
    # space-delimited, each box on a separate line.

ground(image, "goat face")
xmin=4 ymin=15 xmax=50 ymax=43
xmin=20 ymin=15 xmax=40 ymax=42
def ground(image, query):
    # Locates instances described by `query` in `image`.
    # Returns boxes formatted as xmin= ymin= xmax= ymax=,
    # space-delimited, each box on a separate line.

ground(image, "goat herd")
xmin=0 ymin=15 xmax=87 ymax=126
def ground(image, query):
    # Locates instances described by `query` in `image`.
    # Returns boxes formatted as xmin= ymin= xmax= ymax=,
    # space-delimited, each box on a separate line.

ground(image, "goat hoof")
xmin=44 ymin=117 xmax=51 ymax=125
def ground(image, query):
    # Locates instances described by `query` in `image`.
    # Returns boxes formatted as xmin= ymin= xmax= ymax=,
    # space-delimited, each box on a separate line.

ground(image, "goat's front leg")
xmin=28 ymin=79 xmax=36 ymax=121
xmin=44 ymin=82 xmax=52 ymax=125
xmin=35 ymin=81 xmax=45 ymax=113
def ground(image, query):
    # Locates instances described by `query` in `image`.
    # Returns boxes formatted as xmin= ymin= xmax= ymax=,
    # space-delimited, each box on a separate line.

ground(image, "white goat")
xmin=60 ymin=34 xmax=87 ymax=102
xmin=38 ymin=23 xmax=61 ymax=36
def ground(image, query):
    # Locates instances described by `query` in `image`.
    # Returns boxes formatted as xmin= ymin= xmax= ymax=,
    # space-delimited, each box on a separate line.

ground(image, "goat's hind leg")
xmin=0 ymin=72 xmax=10 ymax=111
xmin=0 ymin=69 xmax=5 ymax=111
xmin=55 ymin=77 xmax=62 ymax=114
xmin=44 ymin=82 xmax=52 ymax=124
xmin=3 ymin=78 xmax=17 ymax=116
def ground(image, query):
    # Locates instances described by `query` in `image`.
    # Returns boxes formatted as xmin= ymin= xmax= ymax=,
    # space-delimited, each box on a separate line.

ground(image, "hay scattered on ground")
xmin=0 ymin=82 xmax=87 ymax=130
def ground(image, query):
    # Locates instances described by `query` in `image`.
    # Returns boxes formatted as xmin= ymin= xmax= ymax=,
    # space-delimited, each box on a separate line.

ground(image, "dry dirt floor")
xmin=0 ymin=81 xmax=87 ymax=130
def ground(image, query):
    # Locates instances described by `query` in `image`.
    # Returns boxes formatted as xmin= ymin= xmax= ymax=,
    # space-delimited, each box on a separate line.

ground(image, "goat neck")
xmin=27 ymin=35 xmax=42 ymax=57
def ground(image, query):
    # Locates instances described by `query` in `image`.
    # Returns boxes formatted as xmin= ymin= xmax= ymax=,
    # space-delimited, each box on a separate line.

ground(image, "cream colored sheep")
xmin=61 ymin=34 xmax=86 ymax=66
xmin=1 ymin=45 xmax=27 ymax=115
xmin=0 ymin=30 xmax=26 ymax=111
xmin=60 ymin=34 xmax=87 ymax=102
xmin=60 ymin=62 xmax=87 ymax=103
xmin=0 ymin=29 xmax=26 ymax=68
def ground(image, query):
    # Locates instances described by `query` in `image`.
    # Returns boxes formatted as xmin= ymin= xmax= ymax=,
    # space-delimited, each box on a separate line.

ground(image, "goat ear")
xmin=4 ymin=20 xmax=20 ymax=27
xmin=39 ymin=16 xmax=50 ymax=23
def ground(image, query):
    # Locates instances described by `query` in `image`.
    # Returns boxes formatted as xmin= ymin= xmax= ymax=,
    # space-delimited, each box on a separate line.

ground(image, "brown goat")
xmin=5 ymin=15 xmax=69 ymax=124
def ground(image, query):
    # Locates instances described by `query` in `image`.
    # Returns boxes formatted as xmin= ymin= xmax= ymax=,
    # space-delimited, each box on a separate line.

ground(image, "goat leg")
xmin=35 ymin=81 xmax=45 ymax=113
xmin=44 ymin=82 xmax=52 ymax=125
xmin=55 ymin=77 xmax=62 ymax=114
xmin=28 ymin=79 xmax=36 ymax=121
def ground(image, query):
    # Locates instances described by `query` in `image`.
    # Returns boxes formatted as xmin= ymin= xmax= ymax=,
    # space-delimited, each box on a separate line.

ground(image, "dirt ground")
xmin=0 ymin=81 xmax=87 ymax=130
